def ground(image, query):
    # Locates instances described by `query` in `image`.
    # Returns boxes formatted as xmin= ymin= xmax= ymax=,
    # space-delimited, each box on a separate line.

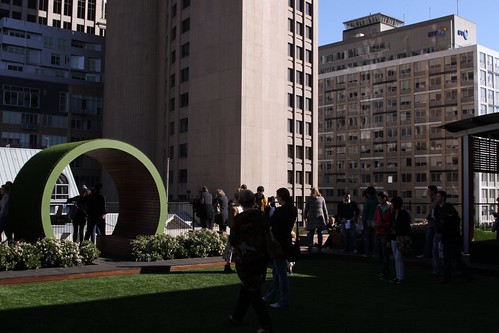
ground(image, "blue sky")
xmin=318 ymin=0 xmax=499 ymax=50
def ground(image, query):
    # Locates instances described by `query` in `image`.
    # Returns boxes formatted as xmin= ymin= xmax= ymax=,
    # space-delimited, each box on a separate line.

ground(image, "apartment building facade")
xmin=0 ymin=0 xmax=106 ymax=36
xmin=318 ymin=13 xmax=499 ymax=221
xmin=0 ymin=17 xmax=105 ymax=186
xmin=103 ymin=0 xmax=318 ymax=203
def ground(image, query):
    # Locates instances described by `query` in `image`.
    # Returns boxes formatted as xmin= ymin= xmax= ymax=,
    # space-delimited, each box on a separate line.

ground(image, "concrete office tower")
xmin=104 ymin=0 xmax=318 ymax=202
xmin=318 ymin=13 xmax=499 ymax=222
xmin=0 ymin=0 xmax=107 ymax=36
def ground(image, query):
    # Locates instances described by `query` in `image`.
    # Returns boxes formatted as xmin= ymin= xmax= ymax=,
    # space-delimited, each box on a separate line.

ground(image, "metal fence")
xmin=4 ymin=200 xmax=494 ymax=243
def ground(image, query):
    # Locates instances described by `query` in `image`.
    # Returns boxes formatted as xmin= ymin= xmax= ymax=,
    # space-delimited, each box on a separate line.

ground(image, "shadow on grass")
xmin=0 ymin=256 xmax=498 ymax=333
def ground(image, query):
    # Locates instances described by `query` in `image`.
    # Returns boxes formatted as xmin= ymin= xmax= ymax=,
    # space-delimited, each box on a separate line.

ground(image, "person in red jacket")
xmin=374 ymin=191 xmax=392 ymax=280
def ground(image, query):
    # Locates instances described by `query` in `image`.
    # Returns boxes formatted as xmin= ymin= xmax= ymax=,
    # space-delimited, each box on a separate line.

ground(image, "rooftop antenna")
xmin=429 ymin=7 xmax=431 ymax=19
xmin=457 ymin=0 xmax=459 ymax=16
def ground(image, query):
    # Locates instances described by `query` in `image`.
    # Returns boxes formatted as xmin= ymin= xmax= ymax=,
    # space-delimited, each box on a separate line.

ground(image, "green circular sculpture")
xmin=10 ymin=139 xmax=167 ymax=243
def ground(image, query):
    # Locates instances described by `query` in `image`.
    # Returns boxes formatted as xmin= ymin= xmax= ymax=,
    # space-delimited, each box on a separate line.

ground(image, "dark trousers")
xmin=376 ymin=234 xmax=390 ymax=277
xmin=72 ymin=221 xmax=86 ymax=243
xmin=84 ymin=217 xmax=106 ymax=243
xmin=443 ymin=239 xmax=471 ymax=281
xmin=201 ymin=217 xmax=214 ymax=230
xmin=232 ymin=284 xmax=272 ymax=328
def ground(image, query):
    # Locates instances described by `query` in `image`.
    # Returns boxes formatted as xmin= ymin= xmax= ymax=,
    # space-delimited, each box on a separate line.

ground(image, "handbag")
xmin=266 ymin=229 xmax=282 ymax=259
xmin=287 ymin=217 xmax=301 ymax=262
xmin=396 ymin=235 xmax=413 ymax=255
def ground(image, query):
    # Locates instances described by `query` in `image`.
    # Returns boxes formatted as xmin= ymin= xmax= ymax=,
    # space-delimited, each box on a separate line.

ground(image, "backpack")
xmin=68 ymin=204 xmax=79 ymax=220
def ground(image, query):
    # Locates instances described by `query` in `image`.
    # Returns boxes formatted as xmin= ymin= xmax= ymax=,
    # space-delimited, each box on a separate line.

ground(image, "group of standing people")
xmin=227 ymin=185 xmax=298 ymax=333
xmin=66 ymin=183 xmax=107 ymax=244
xmin=418 ymin=185 xmax=472 ymax=283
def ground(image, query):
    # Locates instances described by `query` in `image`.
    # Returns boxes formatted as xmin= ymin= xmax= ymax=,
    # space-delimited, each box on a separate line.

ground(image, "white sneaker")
xmin=270 ymin=302 xmax=287 ymax=308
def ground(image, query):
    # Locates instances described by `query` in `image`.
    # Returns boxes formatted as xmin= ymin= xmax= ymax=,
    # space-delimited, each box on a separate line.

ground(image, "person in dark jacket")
xmin=200 ymin=186 xmax=215 ymax=230
xmin=434 ymin=190 xmax=473 ymax=283
xmin=215 ymin=189 xmax=229 ymax=232
xmin=374 ymin=191 xmax=392 ymax=280
xmin=67 ymin=185 xmax=89 ymax=243
xmin=228 ymin=189 xmax=272 ymax=333
xmin=83 ymin=183 xmax=107 ymax=244
xmin=263 ymin=187 xmax=297 ymax=308
xmin=389 ymin=196 xmax=411 ymax=284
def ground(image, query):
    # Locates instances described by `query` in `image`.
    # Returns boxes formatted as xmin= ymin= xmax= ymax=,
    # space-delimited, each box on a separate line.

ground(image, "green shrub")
xmin=79 ymin=240 xmax=101 ymax=264
xmin=0 ymin=238 xmax=99 ymax=271
xmin=59 ymin=240 xmax=81 ymax=267
xmin=10 ymin=241 xmax=42 ymax=270
xmin=130 ymin=229 xmax=228 ymax=262
xmin=176 ymin=229 xmax=226 ymax=258
xmin=36 ymin=238 xmax=63 ymax=268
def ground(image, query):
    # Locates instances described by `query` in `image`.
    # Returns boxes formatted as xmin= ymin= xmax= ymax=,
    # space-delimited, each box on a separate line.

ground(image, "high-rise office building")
xmin=0 ymin=1 xmax=106 ymax=186
xmin=103 ymin=0 xmax=318 ymax=202
xmin=318 ymin=13 xmax=499 ymax=222
xmin=0 ymin=0 xmax=107 ymax=36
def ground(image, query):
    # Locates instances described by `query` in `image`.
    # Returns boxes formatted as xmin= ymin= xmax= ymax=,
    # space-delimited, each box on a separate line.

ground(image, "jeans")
xmin=443 ymin=238 xmax=471 ymax=282
xmin=423 ymin=225 xmax=435 ymax=258
xmin=363 ymin=226 xmax=376 ymax=256
xmin=390 ymin=239 xmax=404 ymax=280
xmin=307 ymin=229 xmax=323 ymax=249
xmin=263 ymin=258 xmax=289 ymax=306
xmin=84 ymin=217 xmax=106 ymax=244
xmin=232 ymin=283 xmax=272 ymax=328
xmin=341 ymin=222 xmax=357 ymax=251
xmin=432 ymin=233 xmax=443 ymax=275
xmin=376 ymin=234 xmax=390 ymax=278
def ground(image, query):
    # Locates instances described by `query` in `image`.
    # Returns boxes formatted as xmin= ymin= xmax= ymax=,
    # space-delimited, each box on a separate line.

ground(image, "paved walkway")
xmin=1 ymin=248 xmax=498 ymax=285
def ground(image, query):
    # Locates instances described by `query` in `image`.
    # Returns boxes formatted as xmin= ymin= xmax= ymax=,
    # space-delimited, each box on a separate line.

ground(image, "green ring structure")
xmin=10 ymin=139 xmax=167 ymax=244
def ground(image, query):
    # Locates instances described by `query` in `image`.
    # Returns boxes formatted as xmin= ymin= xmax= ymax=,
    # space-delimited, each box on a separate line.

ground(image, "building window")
xmin=179 ymin=143 xmax=188 ymax=158
xmin=181 ymin=18 xmax=190 ymax=33
xmin=306 ymin=26 xmax=313 ymax=39
xmin=87 ymin=0 xmax=96 ymax=21
xmin=180 ymin=118 xmax=188 ymax=132
xmin=306 ymin=73 xmax=312 ymax=87
xmin=182 ymin=0 xmax=191 ymax=9
xmin=288 ymin=144 xmax=294 ymax=158
xmin=288 ymin=43 xmax=294 ymax=57
xmin=53 ymin=0 xmax=62 ymax=14
xmin=180 ymin=93 xmax=189 ymax=107
xmin=170 ymin=50 xmax=176 ymax=64
xmin=180 ymin=67 xmax=189 ymax=82
xmin=63 ymin=0 xmax=72 ymax=15
xmin=181 ymin=42 xmax=190 ymax=57
xmin=288 ymin=18 xmax=294 ymax=33
xmin=51 ymin=53 xmax=61 ymax=66
xmin=179 ymin=169 xmax=187 ymax=183
xmin=170 ymin=74 xmax=175 ymax=88
xmin=77 ymin=0 xmax=85 ymax=18
xmin=171 ymin=3 xmax=177 ymax=18
xmin=171 ymin=26 xmax=177 ymax=41
xmin=305 ymin=2 xmax=313 ymax=15
xmin=170 ymin=98 xmax=175 ymax=112
xmin=169 ymin=122 xmax=175 ymax=136
xmin=288 ymin=93 xmax=294 ymax=107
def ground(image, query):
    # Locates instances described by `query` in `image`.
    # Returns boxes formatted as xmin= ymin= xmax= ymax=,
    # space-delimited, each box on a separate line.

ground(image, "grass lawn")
xmin=0 ymin=256 xmax=497 ymax=333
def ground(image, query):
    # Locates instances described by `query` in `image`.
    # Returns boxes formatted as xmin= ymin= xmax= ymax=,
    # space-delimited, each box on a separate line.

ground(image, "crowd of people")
xmin=0 ymin=181 xmax=107 ymax=245
xmin=206 ymin=183 xmax=480 ymax=333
